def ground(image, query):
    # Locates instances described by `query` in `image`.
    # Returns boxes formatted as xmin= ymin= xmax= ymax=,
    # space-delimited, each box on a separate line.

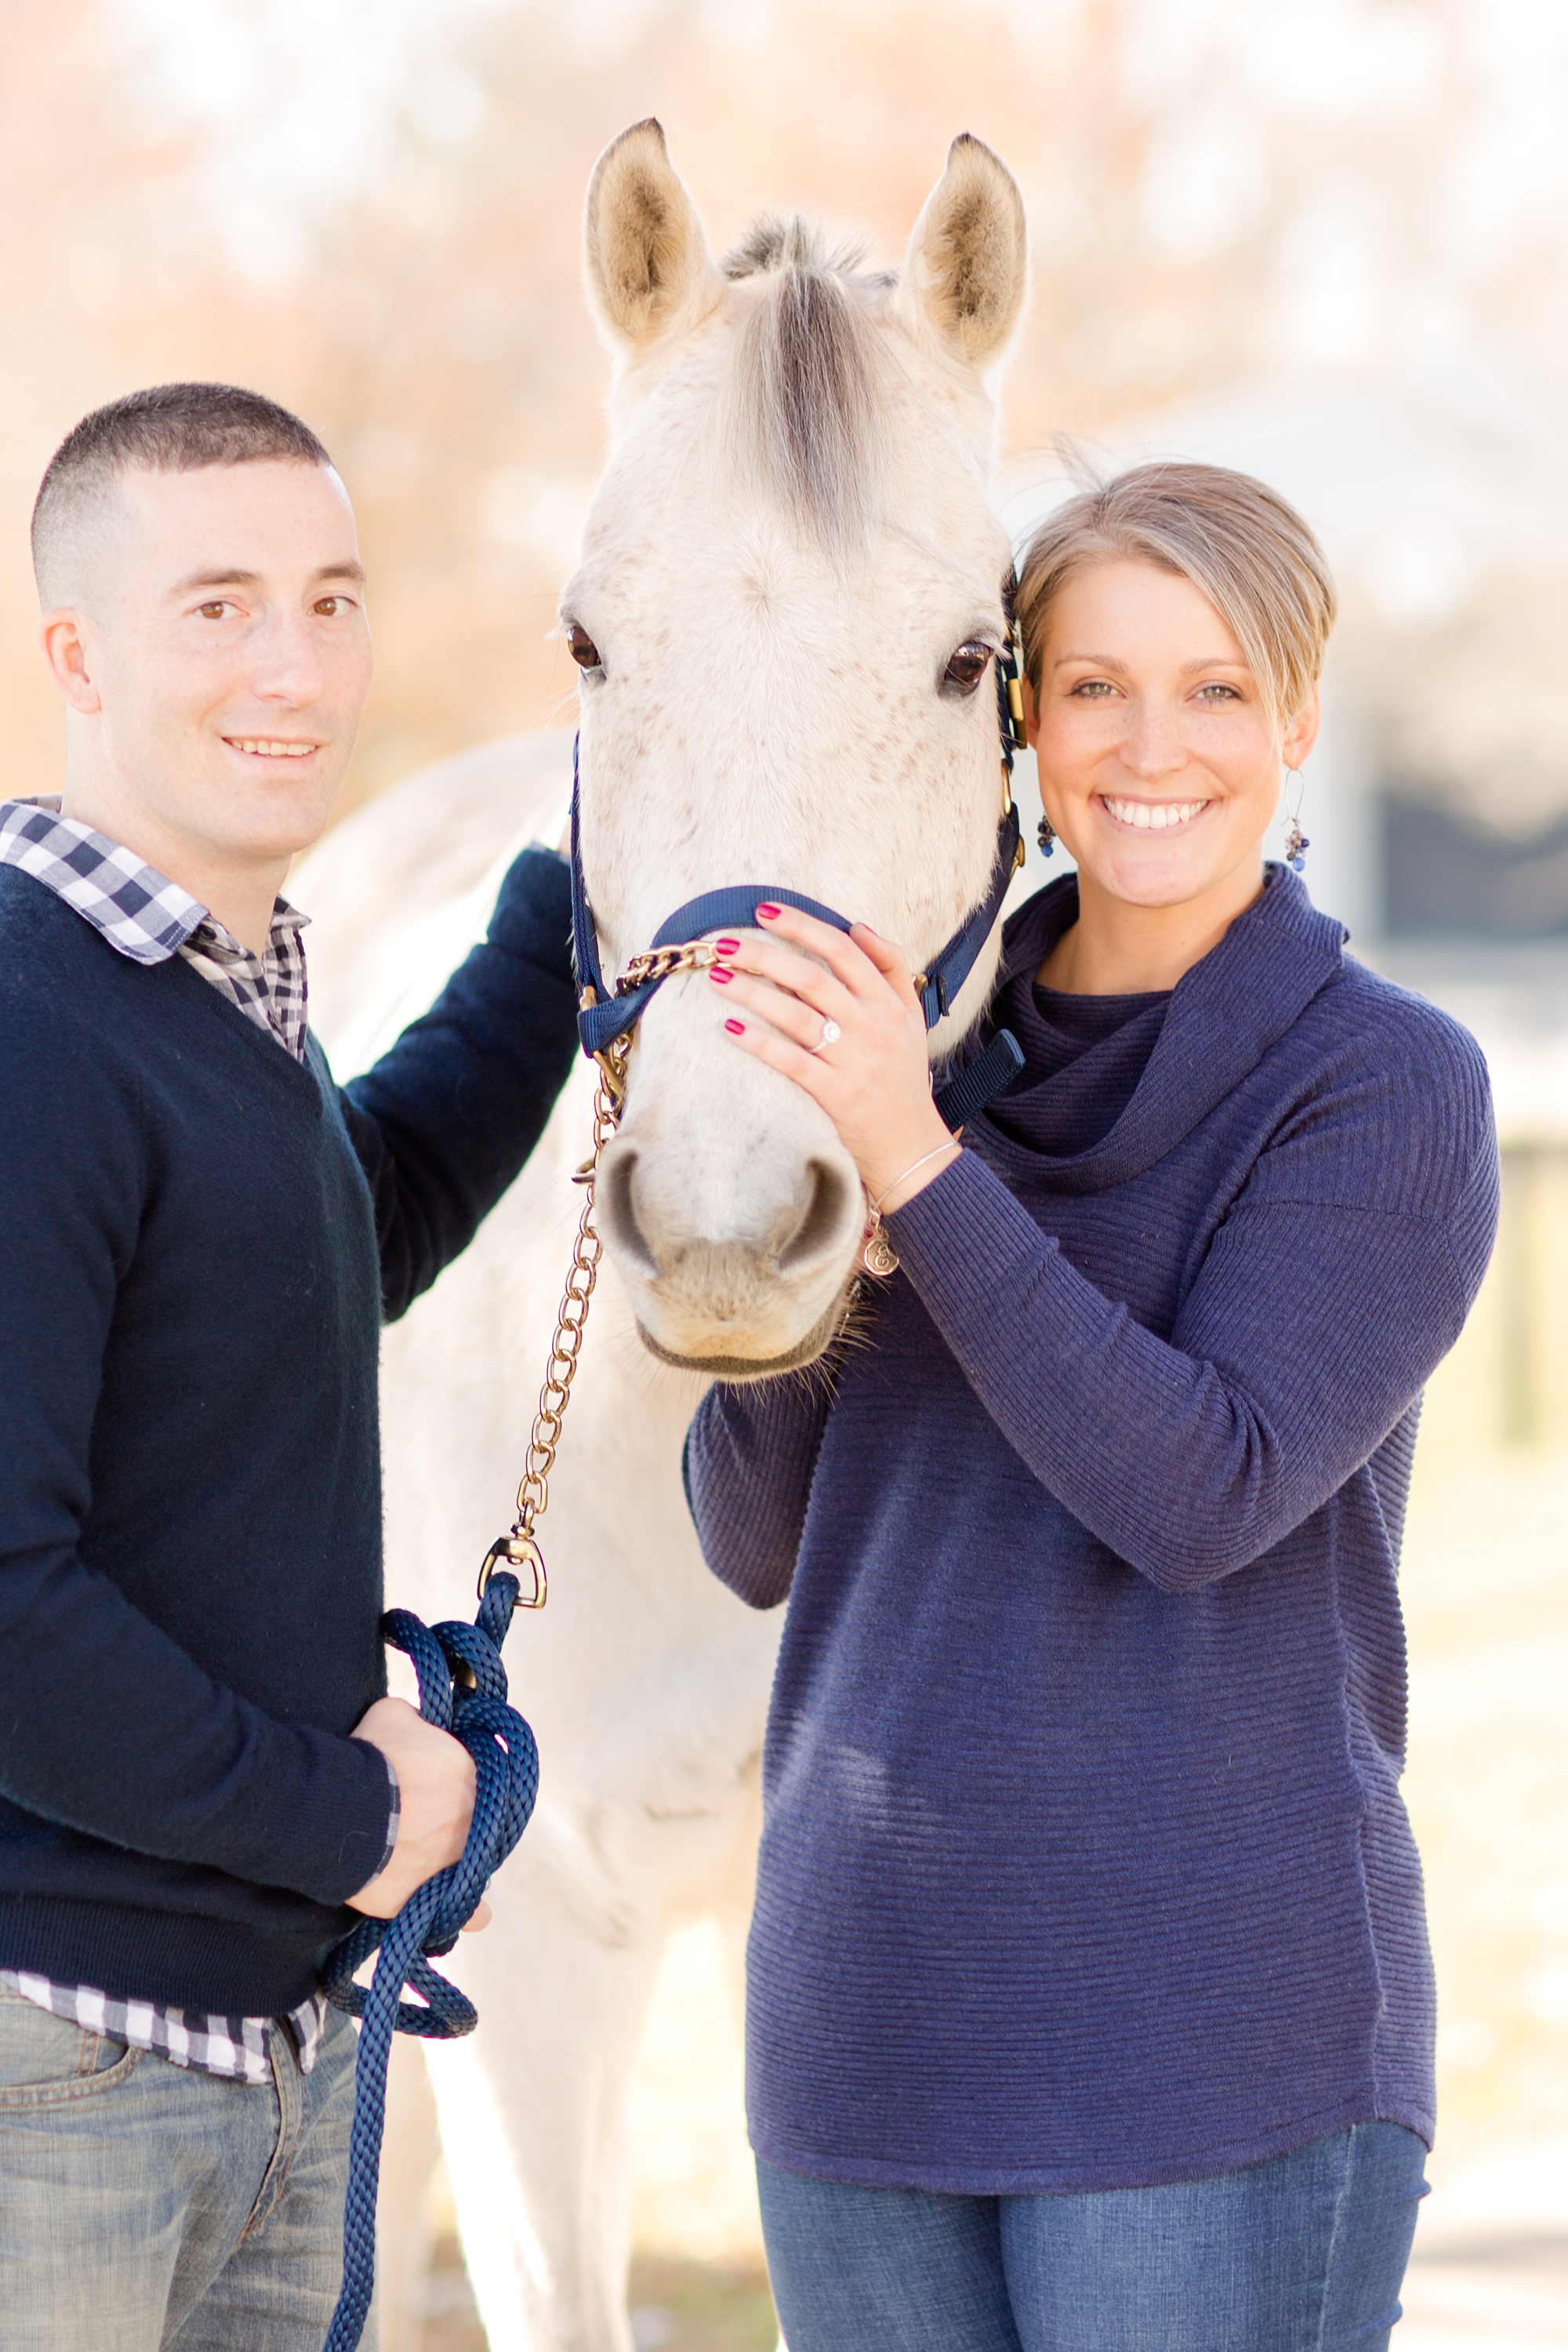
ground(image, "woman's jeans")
xmin=758 ymin=2122 xmax=1428 ymax=2352
xmin=0 ymin=1977 xmax=362 ymax=2351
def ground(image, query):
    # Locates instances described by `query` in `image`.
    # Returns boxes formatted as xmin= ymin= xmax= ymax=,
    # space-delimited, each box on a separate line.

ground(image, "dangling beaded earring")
xmin=1036 ymin=813 xmax=1057 ymax=858
xmin=1283 ymin=766 xmax=1310 ymax=872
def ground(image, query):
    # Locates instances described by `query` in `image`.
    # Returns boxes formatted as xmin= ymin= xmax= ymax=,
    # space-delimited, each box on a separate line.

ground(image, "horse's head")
xmin=566 ymin=121 xmax=1028 ymax=1375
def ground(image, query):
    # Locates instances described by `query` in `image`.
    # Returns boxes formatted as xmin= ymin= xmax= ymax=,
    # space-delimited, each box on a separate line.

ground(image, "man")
xmin=0 ymin=383 xmax=579 ymax=2347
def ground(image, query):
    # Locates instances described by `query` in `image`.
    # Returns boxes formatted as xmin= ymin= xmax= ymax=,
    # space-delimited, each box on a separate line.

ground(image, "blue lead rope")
xmin=320 ymin=1571 xmax=539 ymax=2352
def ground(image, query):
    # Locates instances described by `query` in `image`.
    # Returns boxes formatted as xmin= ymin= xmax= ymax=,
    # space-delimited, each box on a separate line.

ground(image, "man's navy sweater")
xmin=0 ymin=848 xmax=576 ymax=2018
xmin=686 ymin=867 xmax=1499 ymax=2195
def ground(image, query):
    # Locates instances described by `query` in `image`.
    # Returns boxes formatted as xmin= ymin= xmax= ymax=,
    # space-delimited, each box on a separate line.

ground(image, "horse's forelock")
xmin=718 ymin=214 xmax=894 ymax=557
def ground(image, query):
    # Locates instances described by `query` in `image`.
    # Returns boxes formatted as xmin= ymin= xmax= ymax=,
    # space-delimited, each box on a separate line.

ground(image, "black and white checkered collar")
xmin=0 ymin=795 xmax=310 ymax=1060
xmin=0 ymin=795 xmax=304 ymax=964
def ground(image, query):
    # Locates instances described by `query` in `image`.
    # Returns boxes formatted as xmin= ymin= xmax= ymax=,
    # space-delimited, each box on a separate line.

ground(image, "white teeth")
xmin=1103 ymin=797 xmax=1208 ymax=830
xmin=233 ymin=740 xmax=315 ymax=757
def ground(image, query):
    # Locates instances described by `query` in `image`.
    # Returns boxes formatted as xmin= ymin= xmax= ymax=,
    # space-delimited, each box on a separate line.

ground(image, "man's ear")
xmin=39 ymin=612 xmax=102 ymax=715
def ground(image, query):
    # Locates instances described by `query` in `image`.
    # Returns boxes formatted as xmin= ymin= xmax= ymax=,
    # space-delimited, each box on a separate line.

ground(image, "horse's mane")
xmin=718 ymin=216 xmax=895 ymax=554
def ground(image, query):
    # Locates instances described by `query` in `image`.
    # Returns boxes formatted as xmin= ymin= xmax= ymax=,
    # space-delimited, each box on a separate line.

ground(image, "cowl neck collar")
xmin=972 ymin=864 xmax=1348 ymax=1196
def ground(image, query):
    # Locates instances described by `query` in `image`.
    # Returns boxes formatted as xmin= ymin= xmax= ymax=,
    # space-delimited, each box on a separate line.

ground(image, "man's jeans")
xmin=758 ymin=2122 xmax=1428 ymax=2352
xmin=0 ymin=1976 xmax=365 ymax=2351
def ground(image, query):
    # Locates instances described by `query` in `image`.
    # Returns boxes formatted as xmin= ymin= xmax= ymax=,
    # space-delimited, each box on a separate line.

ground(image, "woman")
xmin=684 ymin=463 xmax=1499 ymax=2351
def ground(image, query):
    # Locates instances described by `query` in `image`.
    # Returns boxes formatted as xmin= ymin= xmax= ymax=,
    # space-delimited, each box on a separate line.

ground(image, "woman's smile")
xmin=1098 ymin=793 xmax=1212 ymax=833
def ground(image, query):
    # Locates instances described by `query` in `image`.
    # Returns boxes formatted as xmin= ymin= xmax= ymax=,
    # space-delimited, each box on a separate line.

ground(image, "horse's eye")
xmin=943 ymin=639 xmax=993 ymax=695
xmin=567 ymin=623 xmax=603 ymax=672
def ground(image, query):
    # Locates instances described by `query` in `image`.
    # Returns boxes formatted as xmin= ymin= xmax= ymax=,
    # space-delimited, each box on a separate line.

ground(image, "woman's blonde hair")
xmin=1015 ymin=461 xmax=1337 ymax=729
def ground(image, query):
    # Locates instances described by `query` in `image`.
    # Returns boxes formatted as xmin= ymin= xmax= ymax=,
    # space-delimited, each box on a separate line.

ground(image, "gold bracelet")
xmin=872 ymin=1142 xmax=961 ymax=1215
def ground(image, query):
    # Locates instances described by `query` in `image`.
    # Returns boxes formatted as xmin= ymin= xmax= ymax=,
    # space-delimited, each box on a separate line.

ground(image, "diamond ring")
xmin=809 ymin=1019 xmax=842 ymax=1056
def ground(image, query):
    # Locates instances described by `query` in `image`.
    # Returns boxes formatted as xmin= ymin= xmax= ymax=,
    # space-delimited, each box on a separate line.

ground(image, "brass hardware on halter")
xmin=477 ymin=1051 xmax=625 ymax=1599
xmin=1001 ymin=750 xmax=1025 ymax=861
xmin=997 ymin=617 xmax=1029 ymax=868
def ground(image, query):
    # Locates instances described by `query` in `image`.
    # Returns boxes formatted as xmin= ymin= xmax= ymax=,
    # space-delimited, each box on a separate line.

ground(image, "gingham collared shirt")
xmin=0 ymin=794 xmax=310 ymax=1058
xmin=0 ymin=793 xmax=401 ymax=2080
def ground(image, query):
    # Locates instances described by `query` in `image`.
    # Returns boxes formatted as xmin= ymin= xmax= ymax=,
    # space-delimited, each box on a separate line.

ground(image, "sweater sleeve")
xmin=0 ymin=1018 xmax=394 ymax=1908
xmin=684 ymin=1373 xmax=835 ymax=1608
xmin=884 ymin=1012 xmax=1500 ymax=1591
xmin=339 ymin=846 xmax=579 ymax=1323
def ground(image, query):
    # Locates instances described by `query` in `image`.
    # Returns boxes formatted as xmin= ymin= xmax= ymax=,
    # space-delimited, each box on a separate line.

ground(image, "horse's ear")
xmin=891 ymin=134 xmax=1029 ymax=374
xmin=585 ymin=119 xmax=723 ymax=360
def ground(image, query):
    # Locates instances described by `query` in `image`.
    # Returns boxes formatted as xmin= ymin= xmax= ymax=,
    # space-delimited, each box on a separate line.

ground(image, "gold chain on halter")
xmin=477 ymin=1040 xmax=630 ymax=1599
xmin=615 ymin=938 xmax=723 ymax=993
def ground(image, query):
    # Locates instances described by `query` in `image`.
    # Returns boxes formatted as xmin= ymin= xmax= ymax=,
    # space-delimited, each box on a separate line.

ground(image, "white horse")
xmin=297 ymin=120 xmax=1029 ymax=2352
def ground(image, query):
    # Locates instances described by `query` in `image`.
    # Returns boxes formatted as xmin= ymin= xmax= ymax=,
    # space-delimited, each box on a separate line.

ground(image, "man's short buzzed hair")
xmin=31 ymin=382 xmax=335 ymax=604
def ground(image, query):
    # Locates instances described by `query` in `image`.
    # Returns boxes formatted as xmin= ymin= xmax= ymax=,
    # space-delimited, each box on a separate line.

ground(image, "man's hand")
xmin=346 ymin=1696 xmax=492 ymax=1932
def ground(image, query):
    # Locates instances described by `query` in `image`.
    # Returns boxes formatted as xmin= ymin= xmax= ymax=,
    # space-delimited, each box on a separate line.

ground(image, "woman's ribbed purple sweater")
xmin=684 ymin=866 xmax=1498 ymax=2197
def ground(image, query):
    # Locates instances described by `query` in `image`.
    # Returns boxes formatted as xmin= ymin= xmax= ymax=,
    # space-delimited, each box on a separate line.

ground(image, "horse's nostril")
xmin=777 ymin=1159 xmax=854 ymax=1275
xmin=597 ymin=1145 xmax=659 ymax=1281
xmin=599 ymin=1142 xmax=858 ymax=1296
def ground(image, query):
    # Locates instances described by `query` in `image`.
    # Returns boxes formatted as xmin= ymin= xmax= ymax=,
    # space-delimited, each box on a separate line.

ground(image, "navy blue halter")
xmin=569 ymin=631 xmax=1030 ymax=1099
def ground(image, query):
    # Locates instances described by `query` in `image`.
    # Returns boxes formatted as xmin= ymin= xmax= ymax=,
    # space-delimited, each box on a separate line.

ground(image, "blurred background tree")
xmin=9 ymin=0 xmax=1568 ymax=841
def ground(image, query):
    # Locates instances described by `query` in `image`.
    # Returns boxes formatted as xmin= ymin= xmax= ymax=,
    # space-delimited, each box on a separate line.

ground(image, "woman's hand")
xmin=710 ymin=904 xmax=960 ymax=1214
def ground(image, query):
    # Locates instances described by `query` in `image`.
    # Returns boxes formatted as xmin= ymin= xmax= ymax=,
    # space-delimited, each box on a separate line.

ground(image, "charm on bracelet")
xmin=858 ymin=1207 xmax=899 ymax=1278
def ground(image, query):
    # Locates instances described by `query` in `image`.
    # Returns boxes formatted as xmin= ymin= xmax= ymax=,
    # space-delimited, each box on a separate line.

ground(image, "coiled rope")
xmin=321 ymin=1570 xmax=539 ymax=2352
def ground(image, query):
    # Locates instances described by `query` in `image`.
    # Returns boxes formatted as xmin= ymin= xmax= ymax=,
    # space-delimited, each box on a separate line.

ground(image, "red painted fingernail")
xmin=724 ymin=1018 xmax=745 ymax=1036
xmin=710 ymin=966 xmax=733 ymax=985
xmin=757 ymin=903 xmax=781 ymax=920
xmin=715 ymin=937 xmax=740 ymax=956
